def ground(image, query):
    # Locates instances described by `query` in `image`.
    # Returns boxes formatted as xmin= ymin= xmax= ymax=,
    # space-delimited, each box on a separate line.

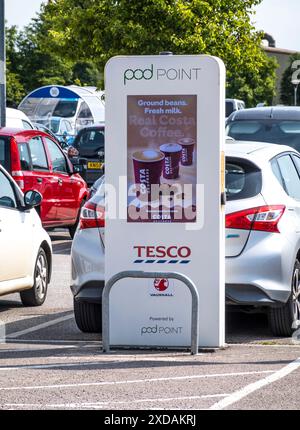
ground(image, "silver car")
xmin=71 ymin=142 xmax=300 ymax=336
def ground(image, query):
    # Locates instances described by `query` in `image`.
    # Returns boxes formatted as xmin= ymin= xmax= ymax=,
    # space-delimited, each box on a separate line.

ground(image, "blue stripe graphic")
xmin=134 ymin=259 xmax=191 ymax=264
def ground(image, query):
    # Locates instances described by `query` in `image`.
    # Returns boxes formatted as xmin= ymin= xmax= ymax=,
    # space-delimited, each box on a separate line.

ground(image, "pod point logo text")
xmin=124 ymin=65 xmax=153 ymax=85
xmin=141 ymin=325 xmax=183 ymax=336
xmin=124 ymin=64 xmax=201 ymax=85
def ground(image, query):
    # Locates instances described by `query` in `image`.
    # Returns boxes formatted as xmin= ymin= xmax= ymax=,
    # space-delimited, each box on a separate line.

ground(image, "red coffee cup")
xmin=178 ymin=138 xmax=195 ymax=166
xmin=132 ymin=150 xmax=165 ymax=195
xmin=160 ymin=143 xmax=182 ymax=179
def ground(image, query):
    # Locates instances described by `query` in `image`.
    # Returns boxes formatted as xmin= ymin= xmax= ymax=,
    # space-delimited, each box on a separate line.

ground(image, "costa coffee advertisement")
xmin=127 ymin=95 xmax=197 ymax=223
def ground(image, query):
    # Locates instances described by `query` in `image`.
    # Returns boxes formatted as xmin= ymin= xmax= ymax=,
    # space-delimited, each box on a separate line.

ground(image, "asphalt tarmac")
xmin=0 ymin=230 xmax=299 ymax=411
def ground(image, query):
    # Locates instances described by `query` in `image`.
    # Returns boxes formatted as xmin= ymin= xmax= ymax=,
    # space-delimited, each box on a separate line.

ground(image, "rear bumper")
xmin=71 ymin=157 xmax=104 ymax=186
xmin=71 ymin=228 xmax=105 ymax=302
xmin=71 ymin=280 xmax=104 ymax=304
xmin=226 ymin=231 xmax=296 ymax=305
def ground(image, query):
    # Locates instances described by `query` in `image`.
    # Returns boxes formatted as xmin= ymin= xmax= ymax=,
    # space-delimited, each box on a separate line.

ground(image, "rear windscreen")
xmin=226 ymin=157 xmax=262 ymax=201
xmin=226 ymin=101 xmax=234 ymax=118
xmin=74 ymin=129 xmax=105 ymax=157
xmin=0 ymin=138 xmax=10 ymax=171
xmin=226 ymin=120 xmax=300 ymax=152
xmin=52 ymin=100 xmax=78 ymax=118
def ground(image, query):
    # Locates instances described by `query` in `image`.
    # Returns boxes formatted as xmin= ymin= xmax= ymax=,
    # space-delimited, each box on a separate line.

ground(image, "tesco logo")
xmin=134 ymin=246 xmax=191 ymax=259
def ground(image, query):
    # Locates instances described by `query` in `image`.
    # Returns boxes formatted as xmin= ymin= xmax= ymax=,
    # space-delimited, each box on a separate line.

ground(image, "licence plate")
xmin=87 ymin=162 xmax=103 ymax=169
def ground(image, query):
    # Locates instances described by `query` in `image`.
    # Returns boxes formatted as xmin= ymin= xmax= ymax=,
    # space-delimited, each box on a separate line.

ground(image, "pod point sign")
xmin=105 ymin=55 xmax=225 ymax=348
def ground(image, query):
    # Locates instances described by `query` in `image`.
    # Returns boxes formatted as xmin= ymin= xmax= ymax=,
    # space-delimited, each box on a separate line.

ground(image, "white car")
xmin=0 ymin=165 xmax=52 ymax=305
xmin=71 ymin=142 xmax=300 ymax=337
xmin=6 ymin=108 xmax=34 ymax=130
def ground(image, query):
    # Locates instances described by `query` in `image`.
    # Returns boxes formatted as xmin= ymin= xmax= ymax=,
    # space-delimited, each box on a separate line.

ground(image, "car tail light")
xmin=11 ymin=171 xmax=25 ymax=190
xmin=10 ymin=138 xmax=24 ymax=190
xmin=226 ymin=205 xmax=286 ymax=233
xmin=79 ymin=201 xmax=105 ymax=230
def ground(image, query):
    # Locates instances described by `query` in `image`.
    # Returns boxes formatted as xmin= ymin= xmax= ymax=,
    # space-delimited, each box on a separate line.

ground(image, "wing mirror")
xmin=24 ymin=190 xmax=42 ymax=209
xmin=67 ymin=146 xmax=80 ymax=158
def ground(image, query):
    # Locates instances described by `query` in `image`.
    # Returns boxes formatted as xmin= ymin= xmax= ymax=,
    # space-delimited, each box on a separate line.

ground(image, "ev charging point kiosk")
xmin=105 ymin=54 xmax=225 ymax=350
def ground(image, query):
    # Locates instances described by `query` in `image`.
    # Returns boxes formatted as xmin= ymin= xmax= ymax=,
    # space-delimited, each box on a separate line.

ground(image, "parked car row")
xmin=3 ymin=103 xmax=300 ymax=341
xmin=70 ymin=129 xmax=300 ymax=338
xmin=0 ymin=128 xmax=88 ymax=237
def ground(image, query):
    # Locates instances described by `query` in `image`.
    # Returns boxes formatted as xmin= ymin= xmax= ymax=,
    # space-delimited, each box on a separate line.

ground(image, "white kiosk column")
xmin=105 ymin=55 xmax=225 ymax=348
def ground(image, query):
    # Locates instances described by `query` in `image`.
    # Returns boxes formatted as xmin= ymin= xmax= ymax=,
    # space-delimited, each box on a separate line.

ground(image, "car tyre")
xmin=69 ymin=199 xmax=85 ymax=239
xmin=269 ymin=260 xmax=300 ymax=337
xmin=74 ymin=299 xmax=102 ymax=333
xmin=20 ymin=248 xmax=49 ymax=307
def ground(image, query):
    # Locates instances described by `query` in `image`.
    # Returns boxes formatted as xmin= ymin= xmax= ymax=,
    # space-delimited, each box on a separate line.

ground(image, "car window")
xmin=276 ymin=155 xmax=300 ymax=200
xmin=60 ymin=121 xmax=67 ymax=134
xmin=0 ymin=137 xmax=10 ymax=171
xmin=292 ymin=155 xmax=300 ymax=177
xmin=78 ymin=102 xmax=93 ymax=119
xmin=226 ymin=120 xmax=300 ymax=152
xmin=52 ymin=100 xmax=78 ymax=118
xmin=22 ymin=120 xmax=33 ymax=130
xmin=0 ymin=169 xmax=17 ymax=209
xmin=271 ymin=159 xmax=285 ymax=189
xmin=45 ymin=137 xmax=68 ymax=173
xmin=65 ymin=121 xmax=72 ymax=132
xmin=28 ymin=136 xmax=48 ymax=171
xmin=18 ymin=143 xmax=31 ymax=171
xmin=225 ymin=158 xmax=262 ymax=201
xmin=226 ymin=101 xmax=234 ymax=118
xmin=76 ymin=129 xmax=105 ymax=149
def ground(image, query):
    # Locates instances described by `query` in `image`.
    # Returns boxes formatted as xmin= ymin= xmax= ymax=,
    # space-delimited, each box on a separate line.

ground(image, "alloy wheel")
xmin=35 ymin=253 xmax=48 ymax=300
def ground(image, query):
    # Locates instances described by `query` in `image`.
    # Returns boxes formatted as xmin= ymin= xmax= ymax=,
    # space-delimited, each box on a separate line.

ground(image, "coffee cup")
xmin=132 ymin=149 xmax=165 ymax=195
xmin=178 ymin=138 xmax=195 ymax=166
xmin=159 ymin=143 xmax=182 ymax=179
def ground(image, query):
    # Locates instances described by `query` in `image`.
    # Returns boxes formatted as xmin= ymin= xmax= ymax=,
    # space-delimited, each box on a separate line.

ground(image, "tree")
xmin=39 ymin=0 xmax=277 ymax=106
xmin=5 ymin=18 xmax=103 ymax=107
xmin=6 ymin=25 xmax=26 ymax=106
xmin=280 ymin=54 xmax=300 ymax=106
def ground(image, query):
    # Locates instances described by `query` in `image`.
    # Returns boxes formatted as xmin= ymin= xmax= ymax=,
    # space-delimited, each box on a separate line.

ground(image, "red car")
xmin=0 ymin=128 xmax=88 ymax=237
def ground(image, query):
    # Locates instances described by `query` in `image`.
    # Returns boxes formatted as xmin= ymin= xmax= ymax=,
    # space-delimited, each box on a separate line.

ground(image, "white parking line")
xmin=210 ymin=357 xmax=300 ymax=410
xmin=5 ymin=339 xmax=100 ymax=345
xmin=6 ymin=315 xmax=74 ymax=339
xmin=5 ymin=394 xmax=230 ymax=410
xmin=0 ymin=370 xmax=274 ymax=391
xmin=0 ymin=360 xmax=119 ymax=372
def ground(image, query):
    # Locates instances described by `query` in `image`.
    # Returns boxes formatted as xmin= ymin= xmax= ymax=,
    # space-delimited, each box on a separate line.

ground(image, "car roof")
xmin=229 ymin=106 xmax=300 ymax=121
xmin=225 ymin=141 xmax=298 ymax=160
xmin=0 ymin=127 xmax=57 ymax=139
xmin=78 ymin=122 xmax=105 ymax=132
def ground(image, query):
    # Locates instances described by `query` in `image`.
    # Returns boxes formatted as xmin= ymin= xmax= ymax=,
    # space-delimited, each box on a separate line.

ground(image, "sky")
xmin=5 ymin=0 xmax=300 ymax=52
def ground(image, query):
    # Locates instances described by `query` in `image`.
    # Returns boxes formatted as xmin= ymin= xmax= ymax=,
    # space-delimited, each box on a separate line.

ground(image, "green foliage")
xmin=280 ymin=54 xmax=300 ymax=106
xmin=5 ymin=0 xmax=276 ymax=107
xmin=38 ymin=0 xmax=276 ymax=106
xmin=6 ymin=17 xmax=102 ymax=106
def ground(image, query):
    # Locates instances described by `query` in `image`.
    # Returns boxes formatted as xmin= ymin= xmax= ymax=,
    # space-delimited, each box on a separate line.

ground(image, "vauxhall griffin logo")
xmin=124 ymin=65 xmax=154 ymax=85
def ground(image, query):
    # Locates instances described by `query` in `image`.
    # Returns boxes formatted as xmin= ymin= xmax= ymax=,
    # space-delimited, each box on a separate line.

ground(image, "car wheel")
xmin=74 ymin=299 xmax=102 ymax=333
xmin=69 ymin=199 xmax=85 ymax=239
xmin=268 ymin=259 xmax=300 ymax=337
xmin=20 ymin=248 xmax=49 ymax=307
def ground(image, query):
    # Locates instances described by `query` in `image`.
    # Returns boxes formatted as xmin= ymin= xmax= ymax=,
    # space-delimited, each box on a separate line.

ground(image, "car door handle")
xmin=58 ymin=179 xmax=63 ymax=185
xmin=37 ymin=178 xmax=43 ymax=184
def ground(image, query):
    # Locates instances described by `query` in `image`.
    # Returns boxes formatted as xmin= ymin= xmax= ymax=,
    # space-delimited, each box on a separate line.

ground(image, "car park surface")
xmin=0 ymin=230 xmax=300 ymax=410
